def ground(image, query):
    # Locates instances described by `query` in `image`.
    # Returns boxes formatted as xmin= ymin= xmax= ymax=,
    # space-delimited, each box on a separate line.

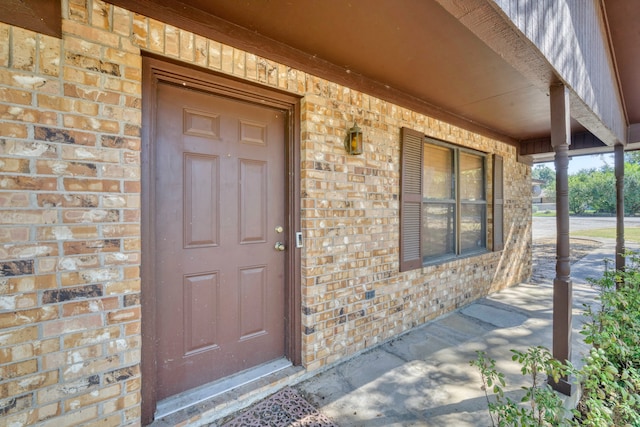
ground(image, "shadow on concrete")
xmin=293 ymin=240 xmax=616 ymax=426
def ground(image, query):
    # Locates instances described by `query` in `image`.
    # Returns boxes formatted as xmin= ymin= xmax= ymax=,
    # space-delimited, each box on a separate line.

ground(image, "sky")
xmin=536 ymin=153 xmax=614 ymax=175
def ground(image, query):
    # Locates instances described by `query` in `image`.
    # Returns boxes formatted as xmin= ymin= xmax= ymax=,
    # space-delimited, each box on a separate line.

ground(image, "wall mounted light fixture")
xmin=344 ymin=122 xmax=363 ymax=155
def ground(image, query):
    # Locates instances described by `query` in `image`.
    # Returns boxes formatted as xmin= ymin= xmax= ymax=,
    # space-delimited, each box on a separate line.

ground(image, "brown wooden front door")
xmin=153 ymin=81 xmax=286 ymax=400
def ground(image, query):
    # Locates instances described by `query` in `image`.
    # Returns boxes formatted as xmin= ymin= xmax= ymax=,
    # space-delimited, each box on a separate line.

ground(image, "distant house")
xmin=532 ymin=178 xmax=545 ymax=203
xmin=0 ymin=1 xmax=637 ymax=425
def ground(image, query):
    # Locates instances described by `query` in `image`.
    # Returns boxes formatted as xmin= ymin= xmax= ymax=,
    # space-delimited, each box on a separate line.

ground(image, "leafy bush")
xmin=568 ymin=175 xmax=590 ymax=215
xmin=624 ymin=163 xmax=640 ymax=215
xmin=472 ymin=252 xmax=640 ymax=426
xmin=574 ymin=252 xmax=640 ymax=426
xmin=472 ymin=347 xmax=570 ymax=426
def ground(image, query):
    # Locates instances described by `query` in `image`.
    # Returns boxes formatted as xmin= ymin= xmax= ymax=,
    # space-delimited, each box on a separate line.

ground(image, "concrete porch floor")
xmin=291 ymin=257 xmax=603 ymax=426
xmin=174 ymin=217 xmax=640 ymax=427
xmin=280 ymin=220 xmax=640 ymax=426
xmin=216 ymin=242 xmax=629 ymax=426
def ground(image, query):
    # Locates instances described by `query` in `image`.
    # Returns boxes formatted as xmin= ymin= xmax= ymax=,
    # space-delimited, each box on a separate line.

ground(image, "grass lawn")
xmin=571 ymin=226 xmax=640 ymax=243
xmin=532 ymin=211 xmax=556 ymax=217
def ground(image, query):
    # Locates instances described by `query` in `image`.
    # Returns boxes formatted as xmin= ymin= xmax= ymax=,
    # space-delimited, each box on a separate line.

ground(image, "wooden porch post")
xmin=615 ymin=143 xmax=625 ymax=277
xmin=550 ymin=84 xmax=574 ymax=395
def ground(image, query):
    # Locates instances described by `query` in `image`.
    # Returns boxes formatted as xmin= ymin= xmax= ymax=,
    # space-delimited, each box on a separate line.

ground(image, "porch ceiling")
xmin=603 ymin=0 xmax=640 ymax=151
xmin=106 ymin=0 xmax=639 ymax=155
xmin=185 ymin=0 xmax=552 ymax=141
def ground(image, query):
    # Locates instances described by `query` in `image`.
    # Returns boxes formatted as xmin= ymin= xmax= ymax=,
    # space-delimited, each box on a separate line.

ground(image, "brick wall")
xmin=0 ymin=1 xmax=531 ymax=425
xmin=298 ymin=102 xmax=531 ymax=369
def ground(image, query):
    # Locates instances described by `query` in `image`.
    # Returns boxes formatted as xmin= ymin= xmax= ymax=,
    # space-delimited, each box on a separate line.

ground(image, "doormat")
xmin=221 ymin=387 xmax=337 ymax=427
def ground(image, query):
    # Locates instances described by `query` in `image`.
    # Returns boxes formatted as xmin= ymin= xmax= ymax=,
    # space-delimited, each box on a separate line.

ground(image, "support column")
xmin=615 ymin=143 xmax=625 ymax=277
xmin=549 ymin=84 xmax=574 ymax=395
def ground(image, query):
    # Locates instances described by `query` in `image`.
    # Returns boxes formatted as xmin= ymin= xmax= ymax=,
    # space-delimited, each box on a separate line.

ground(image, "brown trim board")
xmin=0 ymin=0 xmax=61 ymax=38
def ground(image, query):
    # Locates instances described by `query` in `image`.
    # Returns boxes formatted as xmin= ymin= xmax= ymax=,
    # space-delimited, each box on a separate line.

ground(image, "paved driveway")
xmin=533 ymin=216 xmax=640 ymax=240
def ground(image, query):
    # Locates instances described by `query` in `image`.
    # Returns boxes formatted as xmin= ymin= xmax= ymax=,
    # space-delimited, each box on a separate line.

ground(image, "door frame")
xmin=140 ymin=54 xmax=302 ymax=424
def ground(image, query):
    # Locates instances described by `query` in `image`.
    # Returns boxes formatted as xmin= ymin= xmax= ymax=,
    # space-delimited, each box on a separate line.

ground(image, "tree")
xmin=625 ymin=150 xmax=640 ymax=165
xmin=540 ymin=159 xmax=640 ymax=216
xmin=624 ymin=163 xmax=640 ymax=215
xmin=532 ymin=164 xmax=555 ymax=196
xmin=588 ymin=170 xmax=616 ymax=213
xmin=532 ymin=164 xmax=555 ymax=184
xmin=568 ymin=174 xmax=590 ymax=214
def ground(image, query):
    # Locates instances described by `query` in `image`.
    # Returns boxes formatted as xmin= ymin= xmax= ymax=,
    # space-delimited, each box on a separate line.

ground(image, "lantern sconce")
xmin=344 ymin=121 xmax=363 ymax=155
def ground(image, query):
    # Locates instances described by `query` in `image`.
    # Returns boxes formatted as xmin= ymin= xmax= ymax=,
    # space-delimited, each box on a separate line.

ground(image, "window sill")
xmin=422 ymin=248 xmax=489 ymax=268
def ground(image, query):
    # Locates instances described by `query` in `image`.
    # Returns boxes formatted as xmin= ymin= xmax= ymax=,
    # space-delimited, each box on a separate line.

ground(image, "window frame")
xmin=422 ymin=138 xmax=487 ymax=264
xmin=400 ymin=127 xmax=503 ymax=272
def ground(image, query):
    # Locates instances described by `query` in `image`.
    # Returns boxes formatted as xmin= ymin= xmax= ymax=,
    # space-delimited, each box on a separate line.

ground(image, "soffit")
xmin=603 ymin=0 xmax=640 ymax=126
xmin=108 ymin=0 xmax=637 ymax=149
xmin=110 ymin=0 xmax=554 ymax=142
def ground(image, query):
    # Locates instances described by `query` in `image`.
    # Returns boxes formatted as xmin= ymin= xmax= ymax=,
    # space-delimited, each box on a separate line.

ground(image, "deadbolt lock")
xmin=275 ymin=226 xmax=284 ymax=233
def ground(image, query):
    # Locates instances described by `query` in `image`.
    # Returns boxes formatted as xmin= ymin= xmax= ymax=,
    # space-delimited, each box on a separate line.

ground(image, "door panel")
xmin=238 ymin=265 xmax=267 ymax=339
xmin=154 ymin=82 xmax=286 ymax=400
xmin=183 ymin=272 xmax=219 ymax=354
xmin=183 ymin=153 xmax=219 ymax=247
xmin=239 ymin=159 xmax=267 ymax=243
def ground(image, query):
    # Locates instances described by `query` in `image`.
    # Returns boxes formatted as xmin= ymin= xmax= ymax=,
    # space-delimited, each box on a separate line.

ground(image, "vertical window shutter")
xmin=400 ymin=128 xmax=423 ymax=271
xmin=493 ymin=155 xmax=504 ymax=251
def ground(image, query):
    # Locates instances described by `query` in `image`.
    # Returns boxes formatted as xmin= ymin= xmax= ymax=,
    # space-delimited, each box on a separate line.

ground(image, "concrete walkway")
xmin=290 ymin=238 xmax=630 ymax=426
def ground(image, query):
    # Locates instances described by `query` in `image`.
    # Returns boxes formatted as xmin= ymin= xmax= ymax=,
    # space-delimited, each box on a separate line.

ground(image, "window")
xmin=400 ymin=128 xmax=503 ymax=271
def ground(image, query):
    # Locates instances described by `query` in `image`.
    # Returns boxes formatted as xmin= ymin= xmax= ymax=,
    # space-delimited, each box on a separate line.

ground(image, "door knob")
xmin=274 ymin=242 xmax=286 ymax=251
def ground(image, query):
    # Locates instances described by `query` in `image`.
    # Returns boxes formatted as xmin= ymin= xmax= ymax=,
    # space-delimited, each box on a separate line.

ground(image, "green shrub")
xmin=472 ymin=251 xmax=640 ymax=426
xmin=471 ymin=347 xmax=570 ymax=426
xmin=574 ymin=252 xmax=640 ymax=426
